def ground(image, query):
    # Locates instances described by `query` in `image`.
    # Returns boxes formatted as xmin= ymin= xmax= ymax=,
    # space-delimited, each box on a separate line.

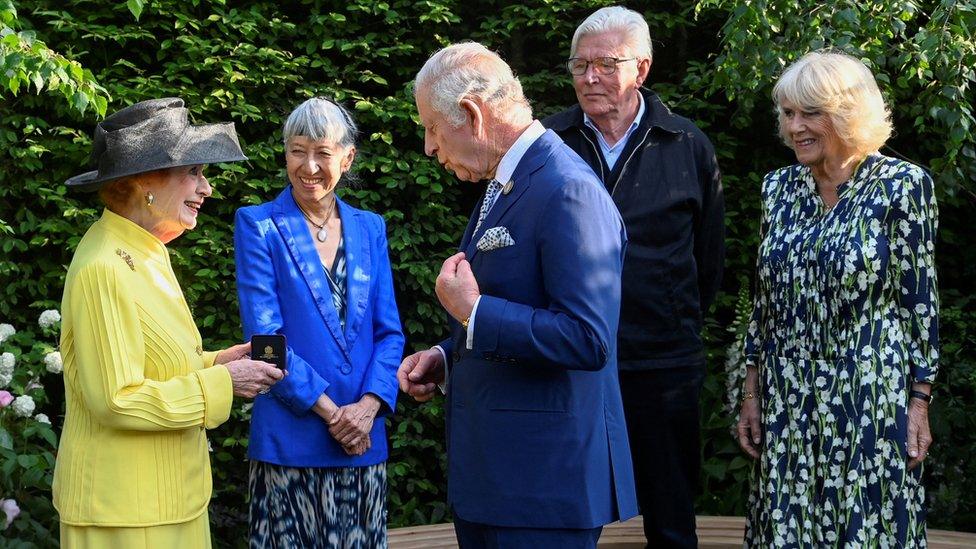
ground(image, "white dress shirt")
xmin=433 ymin=120 xmax=547 ymax=379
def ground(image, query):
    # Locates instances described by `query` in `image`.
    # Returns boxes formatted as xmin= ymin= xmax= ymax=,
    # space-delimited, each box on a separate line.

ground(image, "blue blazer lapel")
xmin=271 ymin=190 xmax=350 ymax=358
xmin=338 ymin=199 xmax=370 ymax=349
xmin=463 ymin=130 xmax=555 ymax=260
xmin=457 ymin=199 xmax=481 ymax=253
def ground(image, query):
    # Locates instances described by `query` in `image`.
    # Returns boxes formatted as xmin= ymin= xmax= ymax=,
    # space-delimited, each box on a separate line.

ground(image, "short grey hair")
xmin=282 ymin=97 xmax=358 ymax=147
xmin=570 ymin=6 xmax=653 ymax=61
xmin=413 ymin=42 xmax=531 ymax=127
xmin=773 ymin=50 xmax=892 ymax=156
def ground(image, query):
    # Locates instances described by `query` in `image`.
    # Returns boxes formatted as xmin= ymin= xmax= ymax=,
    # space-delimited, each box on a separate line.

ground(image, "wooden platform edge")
xmin=390 ymin=516 xmax=976 ymax=549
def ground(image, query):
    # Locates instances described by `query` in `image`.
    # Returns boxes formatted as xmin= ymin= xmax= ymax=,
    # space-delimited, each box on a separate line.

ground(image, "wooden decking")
xmin=389 ymin=516 xmax=976 ymax=548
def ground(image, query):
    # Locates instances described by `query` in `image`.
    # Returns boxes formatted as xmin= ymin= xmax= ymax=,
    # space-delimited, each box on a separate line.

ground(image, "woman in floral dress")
xmin=737 ymin=50 xmax=939 ymax=547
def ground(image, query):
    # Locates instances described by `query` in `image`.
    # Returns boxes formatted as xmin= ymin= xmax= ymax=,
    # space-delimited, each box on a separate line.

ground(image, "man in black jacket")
xmin=542 ymin=6 xmax=724 ymax=548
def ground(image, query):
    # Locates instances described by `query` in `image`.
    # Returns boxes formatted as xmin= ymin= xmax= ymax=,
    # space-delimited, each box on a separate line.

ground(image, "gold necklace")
xmin=295 ymin=195 xmax=336 ymax=242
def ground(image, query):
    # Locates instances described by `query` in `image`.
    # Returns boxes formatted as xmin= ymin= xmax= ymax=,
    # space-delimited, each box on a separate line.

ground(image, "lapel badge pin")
xmin=502 ymin=180 xmax=514 ymax=195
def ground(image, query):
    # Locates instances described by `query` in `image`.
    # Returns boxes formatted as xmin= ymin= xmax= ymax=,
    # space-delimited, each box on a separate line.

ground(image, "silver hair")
xmin=282 ymin=97 xmax=358 ymax=147
xmin=413 ymin=42 xmax=532 ymax=127
xmin=570 ymin=6 xmax=653 ymax=61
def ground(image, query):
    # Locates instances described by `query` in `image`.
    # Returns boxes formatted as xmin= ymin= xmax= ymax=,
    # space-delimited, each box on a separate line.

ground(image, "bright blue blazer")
xmin=234 ymin=188 xmax=405 ymax=467
xmin=441 ymin=130 xmax=639 ymax=528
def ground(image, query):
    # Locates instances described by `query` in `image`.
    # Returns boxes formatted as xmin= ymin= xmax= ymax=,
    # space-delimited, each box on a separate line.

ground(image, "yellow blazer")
xmin=53 ymin=209 xmax=232 ymax=527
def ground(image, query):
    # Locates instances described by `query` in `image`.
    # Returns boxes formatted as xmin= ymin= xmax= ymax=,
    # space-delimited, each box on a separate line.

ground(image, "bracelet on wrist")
xmin=909 ymin=389 xmax=932 ymax=404
xmin=741 ymin=390 xmax=756 ymax=403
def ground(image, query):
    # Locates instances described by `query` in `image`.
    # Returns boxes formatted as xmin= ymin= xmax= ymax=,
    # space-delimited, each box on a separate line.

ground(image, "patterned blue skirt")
xmin=248 ymin=461 xmax=387 ymax=548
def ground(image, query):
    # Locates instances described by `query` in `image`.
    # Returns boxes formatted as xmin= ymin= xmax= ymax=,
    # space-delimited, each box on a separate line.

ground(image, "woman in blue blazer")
xmin=234 ymin=97 xmax=404 ymax=548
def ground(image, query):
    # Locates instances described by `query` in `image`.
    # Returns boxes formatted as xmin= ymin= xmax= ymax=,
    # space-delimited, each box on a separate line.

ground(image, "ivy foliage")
xmin=0 ymin=0 xmax=973 ymax=546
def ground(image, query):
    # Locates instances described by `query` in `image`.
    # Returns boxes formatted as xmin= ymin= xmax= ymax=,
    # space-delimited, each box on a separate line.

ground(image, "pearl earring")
xmin=145 ymin=192 xmax=155 ymax=207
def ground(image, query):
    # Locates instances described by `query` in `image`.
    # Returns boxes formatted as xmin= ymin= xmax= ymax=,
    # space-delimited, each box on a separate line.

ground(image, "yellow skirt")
xmin=60 ymin=510 xmax=211 ymax=549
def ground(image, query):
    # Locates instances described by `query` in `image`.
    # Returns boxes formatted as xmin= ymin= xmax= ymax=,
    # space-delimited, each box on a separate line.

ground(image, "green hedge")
xmin=0 ymin=0 xmax=973 ymax=546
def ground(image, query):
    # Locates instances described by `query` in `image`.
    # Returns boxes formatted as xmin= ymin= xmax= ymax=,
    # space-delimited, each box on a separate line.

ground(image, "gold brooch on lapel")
xmin=115 ymin=249 xmax=135 ymax=271
xmin=195 ymin=345 xmax=203 ymax=356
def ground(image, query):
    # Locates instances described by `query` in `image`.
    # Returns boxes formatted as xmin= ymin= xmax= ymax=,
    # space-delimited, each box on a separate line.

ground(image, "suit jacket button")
xmin=340 ymin=362 xmax=352 ymax=374
xmin=452 ymin=352 xmax=461 ymax=363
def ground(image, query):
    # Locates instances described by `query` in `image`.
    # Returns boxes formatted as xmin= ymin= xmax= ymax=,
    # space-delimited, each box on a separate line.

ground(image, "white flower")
xmin=37 ymin=310 xmax=61 ymax=329
xmin=34 ymin=413 xmax=50 ymax=425
xmin=0 ymin=324 xmax=14 ymax=344
xmin=44 ymin=351 xmax=63 ymax=374
xmin=0 ymin=353 xmax=14 ymax=389
xmin=1 ymin=499 xmax=19 ymax=530
xmin=0 ymin=352 xmax=13 ymax=371
xmin=10 ymin=395 xmax=35 ymax=418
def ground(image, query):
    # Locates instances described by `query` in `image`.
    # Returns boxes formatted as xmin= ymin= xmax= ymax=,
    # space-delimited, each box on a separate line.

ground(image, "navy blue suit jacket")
xmin=235 ymin=189 xmax=404 ymax=467
xmin=442 ymin=130 xmax=638 ymax=528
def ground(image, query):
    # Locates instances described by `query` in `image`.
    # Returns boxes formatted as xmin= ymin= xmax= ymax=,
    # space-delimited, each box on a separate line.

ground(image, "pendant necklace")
xmin=296 ymin=196 xmax=336 ymax=243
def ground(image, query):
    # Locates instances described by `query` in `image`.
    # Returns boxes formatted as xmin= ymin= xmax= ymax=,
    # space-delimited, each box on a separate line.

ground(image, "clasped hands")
xmin=315 ymin=393 xmax=382 ymax=456
xmin=397 ymin=253 xmax=480 ymax=402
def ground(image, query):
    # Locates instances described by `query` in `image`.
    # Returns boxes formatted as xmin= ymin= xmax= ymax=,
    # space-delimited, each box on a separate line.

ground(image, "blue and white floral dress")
xmin=743 ymin=154 xmax=939 ymax=548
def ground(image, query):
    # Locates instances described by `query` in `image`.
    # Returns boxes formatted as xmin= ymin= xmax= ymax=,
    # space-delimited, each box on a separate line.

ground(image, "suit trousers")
xmin=452 ymin=512 xmax=602 ymax=549
xmin=619 ymin=364 xmax=706 ymax=549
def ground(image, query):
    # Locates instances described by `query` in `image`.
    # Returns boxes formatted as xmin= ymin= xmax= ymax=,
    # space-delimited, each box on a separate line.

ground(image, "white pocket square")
xmin=476 ymin=226 xmax=515 ymax=252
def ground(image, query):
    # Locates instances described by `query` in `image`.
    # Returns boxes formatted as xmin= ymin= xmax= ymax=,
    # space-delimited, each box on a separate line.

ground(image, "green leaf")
xmin=71 ymin=91 xmax=89 ymax=114
xmin=17 ymin=454 xmax=39 ymax=468
xmin=0 ymin=428 xmax=12 ymax=450
xmin=127 ymin=0 xmax=144 ymax=20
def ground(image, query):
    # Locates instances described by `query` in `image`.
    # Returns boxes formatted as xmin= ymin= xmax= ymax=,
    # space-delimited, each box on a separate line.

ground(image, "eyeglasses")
xmin=566 ymin=57 xmax=636 ymax=76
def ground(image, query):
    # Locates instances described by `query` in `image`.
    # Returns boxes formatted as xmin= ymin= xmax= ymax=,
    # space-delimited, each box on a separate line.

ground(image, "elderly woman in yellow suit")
xmin=53 ymin=98 xmax=284 ymax=548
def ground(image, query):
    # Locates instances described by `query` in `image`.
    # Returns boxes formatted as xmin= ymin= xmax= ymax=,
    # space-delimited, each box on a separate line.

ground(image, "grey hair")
xmin=413 ymin=42 xmax=532 ymax=127
xmin=570 ymin=6 xmax=653 ymax=61
xmin=282 ymin=97 xmax=358 ymax=147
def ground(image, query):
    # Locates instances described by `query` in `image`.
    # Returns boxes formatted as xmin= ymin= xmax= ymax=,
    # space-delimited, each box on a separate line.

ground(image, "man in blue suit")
xmin=397 ymin=42 xmax=638 ymax=548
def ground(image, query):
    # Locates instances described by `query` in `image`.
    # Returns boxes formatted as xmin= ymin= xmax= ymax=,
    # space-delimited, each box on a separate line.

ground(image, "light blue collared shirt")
xmin=583 ymin=92 xmax=645 ymax=170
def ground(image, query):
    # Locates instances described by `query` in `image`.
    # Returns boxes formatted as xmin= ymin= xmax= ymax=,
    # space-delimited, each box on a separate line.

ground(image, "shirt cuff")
xmin=465 ymin=296 xmax=482 ymax=350
xmin=433 ymin=345 xmax=448 ymax=395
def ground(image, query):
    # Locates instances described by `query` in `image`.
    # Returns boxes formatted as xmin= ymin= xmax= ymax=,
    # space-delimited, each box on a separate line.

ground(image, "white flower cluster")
xmin=0 ymin=352 xmax=14 ymax=388
xmin=0 ymin=324 xmax=14 ymax=344
xmin=38 ymin=309 xmax=61 ymax=329
xmin=34 ymin=413 xmax=50 ymax=425
xmin=10 ymin=395 xmax=35 ymax=418
xmin=44 ymin=351 xmax=63 ymax=374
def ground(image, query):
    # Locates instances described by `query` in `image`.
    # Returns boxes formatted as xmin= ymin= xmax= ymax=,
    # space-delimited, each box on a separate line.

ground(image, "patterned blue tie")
xmin=475 ymin=179 xmax=503 ymax=234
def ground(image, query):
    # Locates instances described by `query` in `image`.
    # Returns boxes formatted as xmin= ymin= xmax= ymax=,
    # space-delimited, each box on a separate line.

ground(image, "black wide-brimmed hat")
xmin=65 ymin=97 xmax=248 ymax=191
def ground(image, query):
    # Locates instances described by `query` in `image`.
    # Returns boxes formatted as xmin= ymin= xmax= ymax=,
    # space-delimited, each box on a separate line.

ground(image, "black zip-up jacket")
xmin=543 ymin=88 xmax=724 ymax=370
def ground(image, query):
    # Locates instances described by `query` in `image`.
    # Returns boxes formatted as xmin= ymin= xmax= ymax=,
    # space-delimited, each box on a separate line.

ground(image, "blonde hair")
xmin=772 ymin=50 xmax=892 ymax=155
xmin=414 ymin=42 xmax=531 ymax=127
